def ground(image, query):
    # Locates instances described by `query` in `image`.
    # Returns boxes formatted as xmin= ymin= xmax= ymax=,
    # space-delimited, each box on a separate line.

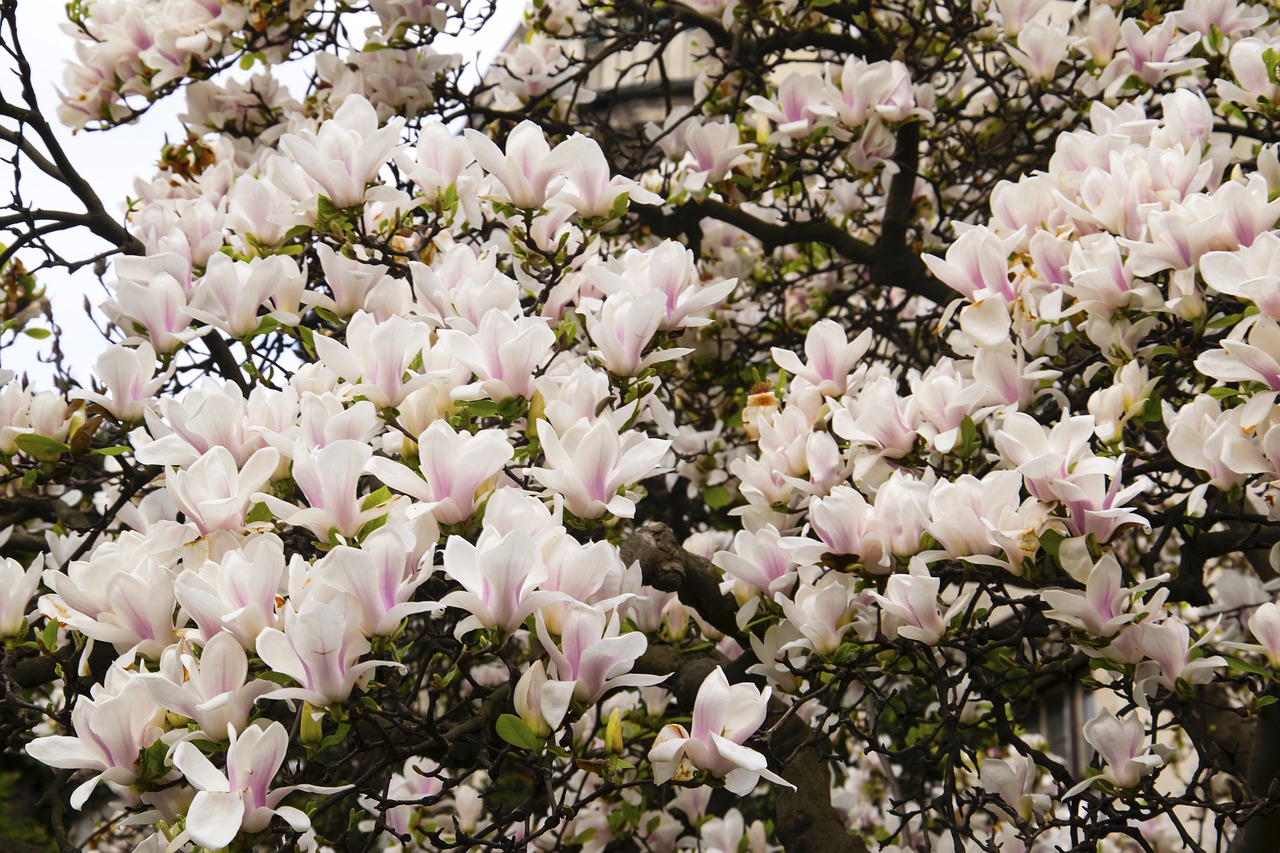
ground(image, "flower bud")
xmin=605 ymin=707 xmax=624 ymax=756
xmin=300 ymin=703 xmax=325 ymax=747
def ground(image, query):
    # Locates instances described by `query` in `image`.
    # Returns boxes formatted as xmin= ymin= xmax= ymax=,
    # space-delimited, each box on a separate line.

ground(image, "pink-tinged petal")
xmin=273 ymin=805 xmax=313 ymax=832
xmin=174 ymin=741 xmax=233 ymax=793
xmin=539 ymin=678 xmax=577 ymax=734
xmin=254 ymin=628 xmax=307 ymax=684
xmin=535 ymin=614 xmax=573 ymax=683
xmin=197 ymin=632 xmax=251 ymax=696
xmin=25 ymin=736 xmax=105 ymax=771
xmin=366 ymin=456 xmax=436 ymax=503
xmin=186 ymin=790 xmax=247 ymax=850
xmin=690 ymin=668 xmax=732 ymax=742
xmin=69 ymin=773 xmax=107 ymax=810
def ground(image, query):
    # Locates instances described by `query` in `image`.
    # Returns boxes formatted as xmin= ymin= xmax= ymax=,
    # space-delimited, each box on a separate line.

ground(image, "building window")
xmin=1031 ymin=679 xmax=1094 ymax=777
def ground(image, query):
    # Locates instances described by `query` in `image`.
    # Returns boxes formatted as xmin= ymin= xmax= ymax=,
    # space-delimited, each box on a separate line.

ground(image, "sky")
xmin=2 ymin=0 xmax=524 ymax=386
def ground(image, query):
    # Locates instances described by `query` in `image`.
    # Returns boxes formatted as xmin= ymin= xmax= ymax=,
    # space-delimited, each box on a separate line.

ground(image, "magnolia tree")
xmin=3 ymin=0 xmax=1280 ymax=850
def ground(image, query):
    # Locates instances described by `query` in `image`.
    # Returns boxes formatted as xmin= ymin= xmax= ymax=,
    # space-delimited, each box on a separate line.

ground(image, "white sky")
xmin=2 ymin=0 xmax=524 ymax=386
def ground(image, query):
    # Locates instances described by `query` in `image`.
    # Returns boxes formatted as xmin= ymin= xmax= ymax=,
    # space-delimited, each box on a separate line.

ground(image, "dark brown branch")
xmin=637 ymin=197 xmax=954 ymax=306
xmin=620 ymin=523 xmax=743 ymax=639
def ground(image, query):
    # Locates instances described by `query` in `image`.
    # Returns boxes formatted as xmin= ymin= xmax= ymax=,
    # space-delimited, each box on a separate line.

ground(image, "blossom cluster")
xmin=5 ymin=0 xmax=1280 ymax=851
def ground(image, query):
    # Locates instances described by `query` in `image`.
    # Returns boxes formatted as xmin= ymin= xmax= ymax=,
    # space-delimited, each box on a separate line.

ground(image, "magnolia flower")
xmin=187 ymin=253 xmax=300 ymax=339
xmin=25 ymin=668 xmax=164 ymax=809
xmin=713 ymin=526 xmax=800 ymax=598
xmin=771 ymin=321 xmax=872 ymax=398
xmin=586 ymin=291 xmax=688 ymax=377
xmin=808 ymin=485 xmax=888 ymax=571
xmin=138 ymin=633 xmax=275 ymax=737
xmin=557 ymin=136 xmax=662 ymax=216
xmin=173 ymin=535 xmax=286 ymax=649
xmin=536 ymin=603 xmax=665 ymax=704
xmin=1134 ymin=618 xmax=1226 ymax=693
xmin=436 ymin=312 xmax=556 ymax=401
xmin=71 ymin=342 xmax=168 ymax=422
xmin=513 ymin=660 xmax=574 ymax=738
xmin=110 ymin=273 xmax=196 ymax=353
xmin=682 ymin=119 xmax=755 ymax=190
xmin=980 ymin=755 xmax=1050 ymax=821
xmin=529 ymin=417 xmax=670 ymax=519
xmin=1246 ymin=602 xmax=1280 ymax=668
xmin=872 ymin=568 xmax=970 ymax=646
xmin=1042 ymin=553 xmax=1147 ymax=638
xmin=256 ymin=599 xmax=395 ymax=706
xmin=746 ymin=71 xmax=833 ymax=141
xmin=368 ymin=421 xmax=513 ymax=524
xmin=465 ymin=120 xmax=588 ymax=209
xmin=399 ymin=119 xmax=476 ymax=204
xmin=1065 ymin=710 xmax=1165 ymax=796
xmin=279 ymin=94 xmax=406 ymax=208
xmin=825 ymin=57 xmax=930 ymax=128
xmin=172 ymin=721 xmax=347 ymax=849
xmin=257 ymin=439 xmax=386 ymax=540
xmin=42 ymin=558 xmax=183 ymax=660
xmin=310 ymin=531 xmax=439 ymax=637
xmin=1217 ymin=38 xmax=1280 ymax=111
xmin=775 ymin=572 xmax=863 ymax=656
xmin=0 ymin=554 xmax=41 ymax=637
xmin=1196 ymin=315 xmax=1280 ymax=390
xmin=922 ymin=226 xmax=1019 ymax=303
xmin=167 ymin=446 xmax=279 ymax=536
xmin=438 ymin=529 xmax=565 ymax=637
xmin=648 ymin=667 xmax=793 ymax=795
xmin=314 ymin=311 xmax=433 ymax=409
xmin=584 ymin=241 xmax=736 ymax=331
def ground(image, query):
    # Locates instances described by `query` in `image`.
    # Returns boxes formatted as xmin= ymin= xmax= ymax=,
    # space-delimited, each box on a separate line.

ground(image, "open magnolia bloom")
xmin=171 ymin=721 xmax=348 ymax=849
xmin=648 ymin=667 xmax=794 ymax=795
xmin=1064 ymin=709 xmax=1172 ymax=798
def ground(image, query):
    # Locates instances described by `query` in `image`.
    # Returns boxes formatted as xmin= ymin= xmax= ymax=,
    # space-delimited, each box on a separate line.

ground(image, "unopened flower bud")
xmin=300 ymin=703 xmax=325 ymax=747
xmin=605 ymin=707 xmax=624 ymax=756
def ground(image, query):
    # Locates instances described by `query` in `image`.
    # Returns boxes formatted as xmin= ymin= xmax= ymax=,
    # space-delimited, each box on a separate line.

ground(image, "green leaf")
xmin=296 ymin=325 xmax=317 ymax=358
xmin=1227 ymin=656 xmax=1274 ymax=679
xmin=39 ymin=619 xmax=60 ymax=655
xmin=495 ymin=714 xmax=540 ymax=751
xmin=246 ymin=502 xmax=273 ymax=524
xmin=1206 ymin=312 xmax=1244 ymax=330
xmin=461 ymin=400 xmax=500 ymax=418
xmin=316 ymin=721 xmax=351 ymax=754
xmin=607 ymin=190 xmax=632 ymax=221
xmin=1265 ymin=48 xmax=1280 ymax=86
xmin=89 ymin=445 xmax=131 ymax=457
xmin=136 ymin=739 xmax=173 ymax=784
xmin=16 ymin=434 xmax=69 ymax=462
xmin=956 ymin=414 xmax=980 ymax=458
xmin=361 ymin=486 xmax=393 ymax=511
xmin=1039 ymin=528 xmax=1065 ymax=559
xmin=250 ymin=315 xmax=280 ymax=338
xmin=21 ymin=327 xmax=51 ymax=339
xmin=704 ymin=484 xmax=732 ymax=509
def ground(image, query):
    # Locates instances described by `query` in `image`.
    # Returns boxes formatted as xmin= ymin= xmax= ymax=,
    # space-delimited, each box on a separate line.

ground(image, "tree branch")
xmin=620 ymin=523 xmax=743 ymax=639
